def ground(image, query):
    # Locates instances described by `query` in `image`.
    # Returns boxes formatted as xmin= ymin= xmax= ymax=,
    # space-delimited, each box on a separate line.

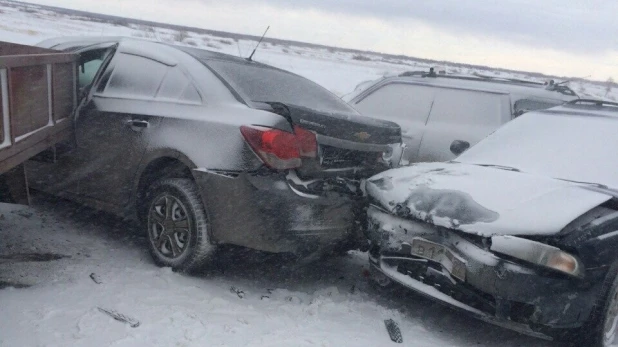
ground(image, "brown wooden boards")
xmin=0 ymin=41 xmax=77 ymax=174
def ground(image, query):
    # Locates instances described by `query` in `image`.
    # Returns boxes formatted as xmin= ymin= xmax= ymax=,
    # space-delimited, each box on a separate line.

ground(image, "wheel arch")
xmin=133 ymin=150 xmax=199 ymax=221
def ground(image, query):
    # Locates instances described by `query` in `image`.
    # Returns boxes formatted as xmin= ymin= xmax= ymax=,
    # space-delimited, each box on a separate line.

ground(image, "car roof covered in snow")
xmin=346 ymin=71 xmax=579 ymax=104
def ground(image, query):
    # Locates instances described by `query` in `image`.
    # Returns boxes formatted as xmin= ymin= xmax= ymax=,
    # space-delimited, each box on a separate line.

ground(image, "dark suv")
xmin=27 ymin=37 xmax=403 ymax=271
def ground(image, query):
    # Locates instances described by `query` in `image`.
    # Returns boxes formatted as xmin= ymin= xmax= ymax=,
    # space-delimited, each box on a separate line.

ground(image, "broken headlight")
xmin=490 ymin=235 xmax=584 ymax=278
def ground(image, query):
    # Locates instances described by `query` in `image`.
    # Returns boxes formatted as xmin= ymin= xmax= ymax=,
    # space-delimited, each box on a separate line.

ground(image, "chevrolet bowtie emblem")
xmin=354 ymin=131 xmax=371 ymax=141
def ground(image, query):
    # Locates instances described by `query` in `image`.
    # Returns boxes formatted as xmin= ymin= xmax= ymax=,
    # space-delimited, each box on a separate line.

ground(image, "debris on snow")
xmin=384 ymin=319 xmax=403 ymax=343
xmin=97 ymin=307 xmax=140 ymax=328
xmin=11 ymin=210 xmax=33 ymax=219
xmin=0 ymin=252 xmax=68 ymax=263
xmin=230 ymin=286 xmax=245 ymax=299
xmin=89 ymin=273 xmax=102 ymax=284
xmin=285 ymin=295 xmax=303 ymax=304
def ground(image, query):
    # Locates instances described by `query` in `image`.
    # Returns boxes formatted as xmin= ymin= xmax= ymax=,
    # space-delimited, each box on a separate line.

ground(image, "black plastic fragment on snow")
xmin=89 ymin=273 xmax=102 ymax=284
xmin=97 ymin=307 xmax=140 ymax=328
xmin=384 ymin=319 xmax=403 ymax=343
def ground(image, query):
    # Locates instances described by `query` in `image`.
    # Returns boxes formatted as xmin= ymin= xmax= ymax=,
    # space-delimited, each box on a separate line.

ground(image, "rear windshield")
xmin=205 ymin=60 xmax=356 ymax=114
xmin=514 ymin=98 xmax=564 ymax=116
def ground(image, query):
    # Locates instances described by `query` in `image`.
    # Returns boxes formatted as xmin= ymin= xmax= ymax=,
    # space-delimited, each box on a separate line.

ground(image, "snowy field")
xmin=0 ymin=1 xmax=609 ymax=346
xmin=0 ymin=0 xmax=616 ymax=101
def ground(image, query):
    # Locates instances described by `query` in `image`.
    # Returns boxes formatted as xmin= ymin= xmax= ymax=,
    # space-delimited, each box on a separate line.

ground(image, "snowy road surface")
xmin=0 ymin=195 xmax=551 ymax=346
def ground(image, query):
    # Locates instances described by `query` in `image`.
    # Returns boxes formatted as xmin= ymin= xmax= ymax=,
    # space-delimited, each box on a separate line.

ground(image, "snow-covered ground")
xmin=0 ymin=194 xmax=550 ymax=346
xmin=0 ymin=2 xmax=608 ymax=346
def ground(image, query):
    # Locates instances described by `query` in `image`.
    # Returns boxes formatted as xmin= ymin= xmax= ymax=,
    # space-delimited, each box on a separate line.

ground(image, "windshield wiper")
xmin=556 ymin=178 xmax=609 ymax=189
xmin=473 ymin=164 xmax=521 ymax=172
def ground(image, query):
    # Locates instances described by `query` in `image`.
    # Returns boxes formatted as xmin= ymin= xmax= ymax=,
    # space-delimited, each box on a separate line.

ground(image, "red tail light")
xmin=294 ymin=125 xmax=317 ymax=158
xmin=240 ymin=125 xmax=317 ymax=170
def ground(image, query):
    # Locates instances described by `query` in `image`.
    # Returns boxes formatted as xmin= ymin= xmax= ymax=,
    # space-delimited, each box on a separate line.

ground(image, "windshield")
xmin=206 ymin=59 xmax=357 ymax=114
xmin=458 ymin=109 xmax=618 ymax=188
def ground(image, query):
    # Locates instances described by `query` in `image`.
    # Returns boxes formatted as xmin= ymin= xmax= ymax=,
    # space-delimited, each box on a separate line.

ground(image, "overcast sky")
xmin=29 ymin=0 xmax=618 ymax=80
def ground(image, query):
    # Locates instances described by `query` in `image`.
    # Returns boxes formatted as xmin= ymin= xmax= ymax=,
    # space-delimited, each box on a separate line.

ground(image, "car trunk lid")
xmin=253 ymin=101 xmax=403 ymax=179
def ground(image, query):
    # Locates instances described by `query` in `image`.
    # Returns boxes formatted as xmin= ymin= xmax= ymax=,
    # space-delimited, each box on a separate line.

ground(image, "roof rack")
xmin=399 ymin=70 xmax=428 ymax=77
xmin=471 ymin=72 xmax=545 ymax=86
xmin=397 ymin=68 xmax=578 ymax=96
xmin=544 ymin=79 xmax=578 ymax=97
xmin=567 ymin=99 xmax=618 ymax=107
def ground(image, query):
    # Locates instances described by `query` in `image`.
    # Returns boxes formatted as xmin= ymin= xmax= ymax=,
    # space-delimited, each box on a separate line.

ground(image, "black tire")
xmin=552 ymin=262 xmax=618 ymax=347
xmin=143 ymin=178 xmax=215 ymax=272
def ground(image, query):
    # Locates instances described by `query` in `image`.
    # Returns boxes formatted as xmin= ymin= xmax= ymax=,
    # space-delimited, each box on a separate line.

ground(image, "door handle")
xmin=125 ymin=119 xmax=149 ymax=129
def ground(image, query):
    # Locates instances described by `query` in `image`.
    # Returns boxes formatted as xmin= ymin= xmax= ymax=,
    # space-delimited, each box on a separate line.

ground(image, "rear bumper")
xmin=366 ymin=205 xmax=604 ymax=336
xmin=193 ymin=169 xmax=362 ymax=256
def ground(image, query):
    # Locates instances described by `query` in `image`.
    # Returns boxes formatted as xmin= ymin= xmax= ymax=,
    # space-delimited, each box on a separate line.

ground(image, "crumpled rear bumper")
xmin=193 ymin=169 xmax=363 ymax=256
xmin=366 ymin=205 xmax=604 ymax=337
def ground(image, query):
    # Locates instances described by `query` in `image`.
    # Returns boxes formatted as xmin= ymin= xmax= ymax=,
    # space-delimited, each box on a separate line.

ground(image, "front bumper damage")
xmin=366 ymin=205 xmax=603 ymax=339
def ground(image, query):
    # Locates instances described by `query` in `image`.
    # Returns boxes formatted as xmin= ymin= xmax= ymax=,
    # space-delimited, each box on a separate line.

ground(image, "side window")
xmin=156 ymin=67 xmax=202 ymax=103
xmin=354 ymin=83 xmax=435 ymax=123
xmin=104 ymin=53 xmax=167 ymax=98
xmin=428 ymin=89 xmax=503 ymax=127
xmin=514 ymin=98 xmax=562 ymax=116
xmin=78 ymin=47 xmax=115 ymax=91
xmin=179 ymin=84 xmax=201 ymax=103
xmin=157 ymin=67 xmax=187 ymax=100
xmin=79 ymin=59 xmax=103 ymax=90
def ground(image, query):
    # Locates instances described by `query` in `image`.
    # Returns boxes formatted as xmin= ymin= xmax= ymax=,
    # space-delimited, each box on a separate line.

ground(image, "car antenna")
xmin=236 ymin=40 xmax=243 ymax=57
xmin=246 ymin=25 xmax=270 ymax=62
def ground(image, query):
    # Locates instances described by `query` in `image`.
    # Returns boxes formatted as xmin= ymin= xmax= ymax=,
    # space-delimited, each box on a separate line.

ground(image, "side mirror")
xmin=450 ymin=140 xmax=470 ymax=156
xmin=514 ymin=110 xmax=526 ymax=117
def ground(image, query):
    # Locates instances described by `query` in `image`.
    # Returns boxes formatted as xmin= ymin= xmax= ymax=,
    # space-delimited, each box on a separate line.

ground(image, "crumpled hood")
xmin=365 ymin=162 xmax=613 ymax=236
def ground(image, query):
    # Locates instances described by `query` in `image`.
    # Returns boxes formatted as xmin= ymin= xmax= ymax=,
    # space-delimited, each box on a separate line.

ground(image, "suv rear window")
xmin=514 ymin=98 xmax=563 ymax=116
xmin=428 ymin=88 xmax=504 ymax=126
xmin=354 ymin=83 xmax=435 ymax=123
xmin=205 ymin=60 xmax=356 ymax=114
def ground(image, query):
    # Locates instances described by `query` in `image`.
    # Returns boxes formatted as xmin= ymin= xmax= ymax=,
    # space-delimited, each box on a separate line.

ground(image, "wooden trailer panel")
xmin=0 ymin=41 xmax=77 ymax=176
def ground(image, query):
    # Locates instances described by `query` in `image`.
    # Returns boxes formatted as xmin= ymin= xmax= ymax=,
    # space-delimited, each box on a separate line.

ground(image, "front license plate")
xmin=411 ymin=238 xmax=467 ymax=282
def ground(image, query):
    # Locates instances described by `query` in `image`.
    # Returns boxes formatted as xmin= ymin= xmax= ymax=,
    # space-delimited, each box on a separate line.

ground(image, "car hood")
xmin=365 ymin=162 xmax=613 ymax=237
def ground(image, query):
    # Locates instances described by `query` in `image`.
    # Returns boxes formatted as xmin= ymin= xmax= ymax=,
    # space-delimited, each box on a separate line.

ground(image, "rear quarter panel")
xmin=139 ymin=45 xmax=291 ymax=172
xmin=146 ymin=103 xmax=288 ymax=171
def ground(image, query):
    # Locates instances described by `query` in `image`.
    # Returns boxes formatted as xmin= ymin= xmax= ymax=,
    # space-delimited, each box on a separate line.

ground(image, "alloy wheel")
xmin=148 ymin=194 xmax=191 ymax=259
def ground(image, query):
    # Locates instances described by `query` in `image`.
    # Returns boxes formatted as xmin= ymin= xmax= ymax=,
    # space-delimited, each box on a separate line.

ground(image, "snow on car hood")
xmin=365 ymin=162 xmax=613 ymax=237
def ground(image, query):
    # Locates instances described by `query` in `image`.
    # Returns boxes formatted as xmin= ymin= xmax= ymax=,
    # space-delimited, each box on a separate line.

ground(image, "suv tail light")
xmin=240 ymin=125 xmax=317 ymax=170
